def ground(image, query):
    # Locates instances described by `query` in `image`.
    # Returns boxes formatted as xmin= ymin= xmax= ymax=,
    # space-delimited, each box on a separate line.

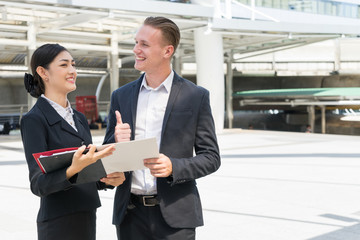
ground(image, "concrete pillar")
xmin=251 ymin=0 xmax=255 ymax=20
xmin=307 ymin=105 xmax=315 ymax=133
xmin=334 ymin=38 xmax=341 ymax=73
xmin=27 ymin=22 xmax=37 ymax=110
xmin=224 ymin=0 xmax=232 ymax=19
xmin=213 ymin=0 xmax=222 ymax=18
xmin=194 ymin=27 xmax=224 ymax=132
xmin=272 ymin=52 xmax=277 ymax=73
xmin=109 ymin=31 xmax=119 ymax=95
xmin=225 ymin=51 xmax=233 ymax=128
xmin=320 ymin=105 xmax=326 ymax=134
xmin=172 ymin=52 xmax=182 ymax=75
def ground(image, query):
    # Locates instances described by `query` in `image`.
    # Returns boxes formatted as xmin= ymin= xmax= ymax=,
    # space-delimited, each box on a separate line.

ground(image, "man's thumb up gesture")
xmin=114 ymin=110 xmax=131 ymax=142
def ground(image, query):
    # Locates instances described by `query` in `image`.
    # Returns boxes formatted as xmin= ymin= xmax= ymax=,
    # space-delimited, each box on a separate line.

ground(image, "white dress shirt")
xmin=130 ymin=71 xmax=174 ymax=195
xmin=41 ymin=94 xmax=78 ymax=132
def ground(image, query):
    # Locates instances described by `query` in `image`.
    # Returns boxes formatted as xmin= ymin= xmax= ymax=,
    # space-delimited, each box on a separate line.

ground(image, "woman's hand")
xmin=100 ymin=172 xmax=126 ymax=186
xmin=66 ymin=144 xmax=115 ymax=179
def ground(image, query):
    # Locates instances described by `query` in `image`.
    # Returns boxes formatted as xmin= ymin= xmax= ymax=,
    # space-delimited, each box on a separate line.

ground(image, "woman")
xmin=21 ymin=43 xmax=124 ymax=240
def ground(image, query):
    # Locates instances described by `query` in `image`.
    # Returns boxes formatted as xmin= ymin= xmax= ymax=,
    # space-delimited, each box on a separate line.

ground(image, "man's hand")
xmin=114 ymin=110 xmax=131 ymax=142
xmin=100 ymin=172 xmax=126 ymax=186
xmin=144 ymin=154 xmax=172 ymax=178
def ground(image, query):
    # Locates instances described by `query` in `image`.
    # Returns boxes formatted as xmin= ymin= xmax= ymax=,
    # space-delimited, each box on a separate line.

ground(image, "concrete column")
xmin=172 ymin=52 xmax=182 ymax=75
xmin=213 ymin=0 xmax=222 ymax=18
xmin=224 ymin=0 xmax=232 ymax=19
xmin=307 ymin=105 xmax=315 ymax=133
xmin=27 ymin=22 xmax=37 ymax=110
xmin=251 ymin=0 xmax=255 ymax=20
xmin=320 ymin=105 xmax=326 ymax=134
xmin=225 ymin=51 xmax=233 ymax=128
xmin=109 ymin=31 xmax=119 ymax=95
xmin=334 ymin=38 xmax=341 ymax=73
xmin=194 ymin=27 xmax=224 ymax=132
xmin=272 ymin=52 xmax=277 ymax=73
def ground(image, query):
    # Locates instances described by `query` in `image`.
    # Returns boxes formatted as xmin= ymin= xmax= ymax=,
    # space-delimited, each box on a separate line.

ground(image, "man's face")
xmin=133 ymin=25 xmax=169 ymax=73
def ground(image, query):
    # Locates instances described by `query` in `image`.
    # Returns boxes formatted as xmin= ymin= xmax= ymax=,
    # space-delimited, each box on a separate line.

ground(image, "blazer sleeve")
xmin=169 ymin=90 xmax=221 ymax=185
xmin=21 ymin=114 xmax=73 ymax=197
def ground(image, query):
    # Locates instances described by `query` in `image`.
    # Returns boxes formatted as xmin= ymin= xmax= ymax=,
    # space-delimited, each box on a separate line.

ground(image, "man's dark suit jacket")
xmin=103 ymin=71 xmax=221 ymax=228
xmin=21 ymin=97 xmax=102 ymax=222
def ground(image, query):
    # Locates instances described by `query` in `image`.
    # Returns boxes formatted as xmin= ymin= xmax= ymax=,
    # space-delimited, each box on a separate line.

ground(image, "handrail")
xmin=231 ymin=0 xmax=280 ymax=22
xmin=0 ymin=104 xmax=28 ymax=124
xmin=0 ymin=104 xmax=28 ymax=108
xmin=234 ymin=0 xmax=360 ymax=19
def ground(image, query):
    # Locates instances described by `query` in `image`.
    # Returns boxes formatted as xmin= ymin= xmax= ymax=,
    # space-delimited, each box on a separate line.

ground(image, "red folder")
xmin=32 ymin=147 xmax=79 ymax=174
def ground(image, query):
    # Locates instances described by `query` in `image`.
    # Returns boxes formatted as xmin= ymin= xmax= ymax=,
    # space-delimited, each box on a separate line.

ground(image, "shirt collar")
xmin=41 ymin=94 xmax=74 ymax=116
xmin=140 ymin=70 xmax=174 ymax=93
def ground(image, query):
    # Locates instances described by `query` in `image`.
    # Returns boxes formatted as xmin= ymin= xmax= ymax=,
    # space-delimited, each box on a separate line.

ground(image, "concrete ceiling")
xmin=0 ymin=0 xmax=358 ymax=74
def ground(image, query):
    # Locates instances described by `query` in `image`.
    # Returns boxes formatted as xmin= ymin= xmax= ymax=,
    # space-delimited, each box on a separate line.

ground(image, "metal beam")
xmin=36 ymin=41 xmax=111 ymax=52
xmin=29 ymin=0 xmax=213 ymax=18
xmin=0 ymin=1 xmax=109 ymax=15
xmin=240 ymin=100 xmax=360 ymax=106
xmin=0 ymin=24 xmax=28 ymax=31
xmin=213 ymin=18 xmax=360 ymax=35
xmin=233 ymin=37 xmax=336 ymax=60
xmin=38 ymin=13 xmax=109 ymax=33
xmin=0 ymin=38 xmax=28 ymax=46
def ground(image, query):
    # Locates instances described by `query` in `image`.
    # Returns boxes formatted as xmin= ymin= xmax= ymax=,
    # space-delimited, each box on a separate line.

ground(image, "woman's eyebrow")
xmin=59 ymin=59 xmax=75 ymax=62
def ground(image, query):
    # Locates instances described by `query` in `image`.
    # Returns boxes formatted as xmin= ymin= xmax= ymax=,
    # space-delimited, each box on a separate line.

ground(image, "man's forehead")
xmin=136 ymin=25 xmax=161 ymax=36
xmin=135 ymin=25 xmax=166 ymax=43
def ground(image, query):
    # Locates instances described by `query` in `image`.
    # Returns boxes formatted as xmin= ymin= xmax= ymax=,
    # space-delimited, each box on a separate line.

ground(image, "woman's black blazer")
xmin=21 ymin=97 xmax=101 ymax=222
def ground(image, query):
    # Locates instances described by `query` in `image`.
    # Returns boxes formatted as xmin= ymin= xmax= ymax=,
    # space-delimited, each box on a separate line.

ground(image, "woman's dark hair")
xmin=24 ymin=43 xmax=68 ymax=98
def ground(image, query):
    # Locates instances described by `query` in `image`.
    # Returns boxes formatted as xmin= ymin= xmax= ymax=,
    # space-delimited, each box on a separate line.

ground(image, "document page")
xmin=97 ymin=138 xmax=159 ymax=173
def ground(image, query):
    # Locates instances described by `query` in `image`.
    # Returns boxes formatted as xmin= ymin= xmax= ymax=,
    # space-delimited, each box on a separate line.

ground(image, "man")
xmin=103 ymin=16 xmax=220 ymax=240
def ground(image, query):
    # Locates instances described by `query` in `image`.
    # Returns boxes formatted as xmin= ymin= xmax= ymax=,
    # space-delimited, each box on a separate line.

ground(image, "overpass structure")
xmin=235 ymin=87 xmax=360 ymax=133
xmin=0 ymin=0 xmax=360 ymax=131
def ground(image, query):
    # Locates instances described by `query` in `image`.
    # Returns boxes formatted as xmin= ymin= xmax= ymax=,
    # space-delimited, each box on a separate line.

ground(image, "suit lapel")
xmin=130 ymin=76 xmax=143 ymax=140
xmin=73 ymin=112 xmax=88 ymax=142
xmin=37 ymin=97 xmax=86 ymax=141
xmin=161 ymin=72 xmax=183 ymax=141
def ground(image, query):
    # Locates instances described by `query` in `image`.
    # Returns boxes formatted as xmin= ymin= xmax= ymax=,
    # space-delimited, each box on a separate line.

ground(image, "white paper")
xmin=97 ymin=138 xmax=159 ymax=174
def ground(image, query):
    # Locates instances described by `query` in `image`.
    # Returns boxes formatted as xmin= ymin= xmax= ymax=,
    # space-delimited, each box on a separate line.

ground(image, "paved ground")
xmin=1 ymin=129 xmax=360 ymax=239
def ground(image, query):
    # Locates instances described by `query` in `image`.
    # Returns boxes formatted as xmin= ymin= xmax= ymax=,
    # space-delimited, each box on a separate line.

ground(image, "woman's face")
xmin=45 ymin=50 xmax=77 ymax=95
